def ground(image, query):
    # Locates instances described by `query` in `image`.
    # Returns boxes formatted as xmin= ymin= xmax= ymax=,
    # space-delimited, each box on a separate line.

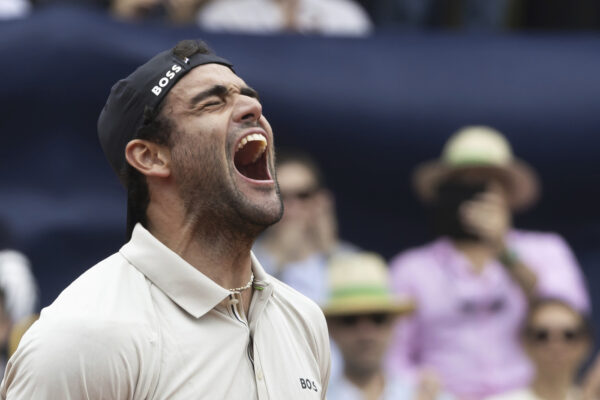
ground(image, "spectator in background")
xmin=0 ymin=223 xmax=38 ymax=326
xmin=30 ymin=0 xmax=209 ymax=23
xmin=387 ymin=126 xmax=590 ymax=399
xmin=487 ymin=298 xmax=592 ymax=400
xmin=0 ymin=290 xmax=11 ymax=378
xmin=370 ymin=0 xmax=511 ymax=30
xmin=196 ymin=0 xmax=372 ymax=36
xmin=509 ymin=0 xmax=600 ymax=30
xmin=253 ymin=150 xmax=357 ymax=305
xmin=0 ymin=222 xmax=38 ymax=377
xmin=324 ymin=251 xmax=451 ymax=400
xmin=0 ymin=0 xmax=29 ymax=18
xmin=110 ymin=0 xmax=209 ymax=23
xmin=0 ymin=255 xmax=37 ymax=328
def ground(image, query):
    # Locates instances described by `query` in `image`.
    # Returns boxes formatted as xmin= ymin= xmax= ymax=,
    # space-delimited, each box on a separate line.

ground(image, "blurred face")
xmin=276 ymin=161 xmax=321 ymax=222
xmin=524 ymin=303 xmax=591 ymax=378
xmin=329 ymin=313 xmax=396 ymax=377
xmin=164 ymin=64 xmax=283 ymax=232
xmin=434 ymin=171 xmax=511 ymax=243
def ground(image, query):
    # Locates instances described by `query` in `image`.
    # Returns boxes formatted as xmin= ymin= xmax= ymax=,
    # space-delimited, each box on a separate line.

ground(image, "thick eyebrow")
xmin=189 ymin=85 xmax=228 ymax=108
xmin=189 ymin=85 xmax=260 ymax=108
xmin=241 ymin=86 xmax=260 ymax=101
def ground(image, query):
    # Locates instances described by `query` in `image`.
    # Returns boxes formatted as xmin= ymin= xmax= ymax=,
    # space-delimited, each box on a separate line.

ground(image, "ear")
xmin=125 ymin=139 xmax=171 ymax=179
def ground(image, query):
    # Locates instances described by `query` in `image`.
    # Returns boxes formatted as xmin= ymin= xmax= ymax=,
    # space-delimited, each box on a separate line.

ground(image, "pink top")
xmin=387 ymin=230 xmax=590 ymax=400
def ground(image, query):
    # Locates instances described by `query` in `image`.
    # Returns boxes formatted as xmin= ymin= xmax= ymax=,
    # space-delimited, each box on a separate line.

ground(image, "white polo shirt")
xmin=1 ymin=224 xmax=331 ymax=399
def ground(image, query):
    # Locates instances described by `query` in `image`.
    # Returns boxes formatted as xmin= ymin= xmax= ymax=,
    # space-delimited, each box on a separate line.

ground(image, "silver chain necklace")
xmin=228 ymin=272 xmax=254 ymax=293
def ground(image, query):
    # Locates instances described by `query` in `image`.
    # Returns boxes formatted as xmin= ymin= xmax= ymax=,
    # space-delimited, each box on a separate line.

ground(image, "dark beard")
xmin=172 ymin=138 xmax=283 ymax=242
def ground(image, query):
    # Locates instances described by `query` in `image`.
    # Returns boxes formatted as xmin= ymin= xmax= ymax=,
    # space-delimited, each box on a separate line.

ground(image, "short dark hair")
xmin=125 ymin=40 xmax=213 ymax=239
xmin=428 ymin=179 xmax=487 ymax=241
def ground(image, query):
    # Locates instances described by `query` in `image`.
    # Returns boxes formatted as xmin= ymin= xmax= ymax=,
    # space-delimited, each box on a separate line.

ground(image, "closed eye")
xmin=201 ymin=99 xmax=225 ymax=109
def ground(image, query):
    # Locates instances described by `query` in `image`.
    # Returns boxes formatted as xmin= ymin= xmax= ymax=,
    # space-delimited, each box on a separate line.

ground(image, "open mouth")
xmin=234 ymin=133 xmax=271 ymax=181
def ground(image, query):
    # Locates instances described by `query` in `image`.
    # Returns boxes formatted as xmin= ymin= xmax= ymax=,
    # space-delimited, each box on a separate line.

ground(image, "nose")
xmin=233 ymin=94 xmax=262 ymax=124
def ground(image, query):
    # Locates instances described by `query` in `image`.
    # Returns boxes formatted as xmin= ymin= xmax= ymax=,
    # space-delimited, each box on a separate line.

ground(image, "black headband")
xmin=97 ymin=43 xmax=233 ymax=184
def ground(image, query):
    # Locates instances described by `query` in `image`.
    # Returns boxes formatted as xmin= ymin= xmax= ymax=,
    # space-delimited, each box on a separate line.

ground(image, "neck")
xmin=146 ymin=198 xmax=256 ymax=291
xmin=345 ymin=368 xmax=385 ymax=400
xmin=452 ymin=239 xmax=496 ymax=272
xmin=531 ymin=370 xmax=575 ymax=400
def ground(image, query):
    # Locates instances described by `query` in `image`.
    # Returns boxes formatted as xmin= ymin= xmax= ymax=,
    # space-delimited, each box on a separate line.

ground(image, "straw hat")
xmin=413 ymin=126 xmax=540 ymax=211
xmin=322 ymin=252 xmax=414 ymax=317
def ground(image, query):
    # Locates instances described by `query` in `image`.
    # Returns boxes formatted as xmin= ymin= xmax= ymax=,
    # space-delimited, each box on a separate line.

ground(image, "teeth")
xmin=236 ymin=133 xmax=267 ymax=162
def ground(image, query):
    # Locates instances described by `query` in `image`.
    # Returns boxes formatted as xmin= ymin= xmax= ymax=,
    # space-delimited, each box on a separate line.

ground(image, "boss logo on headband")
xmin=151 ymin=64 xmax=183 ymax=96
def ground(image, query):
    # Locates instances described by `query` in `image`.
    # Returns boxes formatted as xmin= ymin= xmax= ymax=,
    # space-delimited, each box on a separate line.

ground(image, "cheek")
xmin=331 ymin=331 xmax=356 ymax=352
xmin=171 ymin=143 xmax=198 ymax=170
xmin=282 ymin=201 xmax=310 ymax=218
xmin=380 ymin=326 xmax=395 ymax=346
xmin=570 ymin=343 xmax=591 ymax=359
xmin=172 ymin=128 xmax=221 ymax=162
xmin=526 ymin=346 xmax=548 ymax=360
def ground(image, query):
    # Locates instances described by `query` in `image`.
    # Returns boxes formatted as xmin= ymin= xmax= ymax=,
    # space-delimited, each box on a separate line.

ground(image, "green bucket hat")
xmin=322 ymin=252 xmax=414 ymax=317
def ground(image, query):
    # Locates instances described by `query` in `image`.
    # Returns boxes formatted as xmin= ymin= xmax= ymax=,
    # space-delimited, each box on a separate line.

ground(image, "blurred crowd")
xmin=252 ymin=126 xmax=599 ymax=400
xmin=2 ymin=0 xmax=600 ymax=32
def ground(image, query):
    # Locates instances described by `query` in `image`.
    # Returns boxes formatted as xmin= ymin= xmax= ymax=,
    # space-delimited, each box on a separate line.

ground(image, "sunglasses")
xmin=525 ymin=327 xmax=586 ymax=344
xmin=334 ymin=313 xmax=392 ymax=327
xmin=280 ymin=187 xmax=320 ymax=202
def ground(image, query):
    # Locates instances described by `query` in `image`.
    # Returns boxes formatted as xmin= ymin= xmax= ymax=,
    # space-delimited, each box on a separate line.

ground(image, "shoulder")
xmin=508 ymin=229 xmax=571 ymax=250
xmin=2 ymin=315 xmax=157 ymax=398
xmin=508 ymin=229 xmax=565 ymax=244
xmin=47 ymin=252 xmax=154 ymax=321
xmin=269 ymin=277 xmax=328 ymax=330
xmin=507 ymin=229 xmax=580 ymax=270
xmin=509 ymin=230 xmax=589 ymax=311
xmin=389 ymin=239 xmax=444 ymax=275
xmin=37 ymin=251 xmax=159 ymax=346
xmin=1 ymin=252 xmax=159 ymax=397
xmin=23 ymin=251 xmax=156 ymax=354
